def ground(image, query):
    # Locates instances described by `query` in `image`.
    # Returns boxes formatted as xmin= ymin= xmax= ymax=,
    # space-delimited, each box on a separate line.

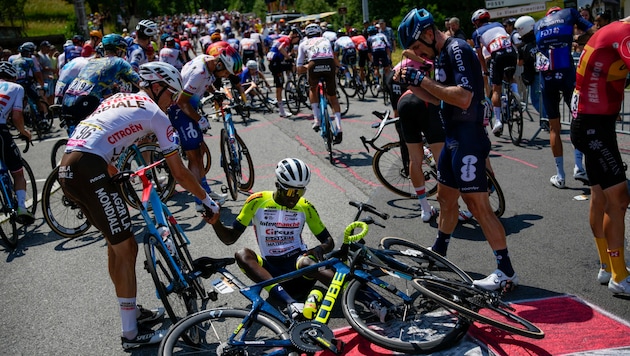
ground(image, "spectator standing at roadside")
xmin=36 ymin=41 xmax=55 ymax=105
xmin=535 ymin=6 xmax=595 ymax=188
xmin=397 ymin=8 xmax=519 ymax=291
xmin=447 ymin=17 xmax=467 ymax=40
xmin=570 ymin=16 xmax=630 ymax=295
xmin=379 ymin=19 xmax=396 ymax=52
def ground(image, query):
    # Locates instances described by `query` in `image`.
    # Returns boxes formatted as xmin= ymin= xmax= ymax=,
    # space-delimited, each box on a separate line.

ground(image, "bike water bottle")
xmin=157 ymin=224 xmax=177 ymax=257
xmin=302 ymin=289 xmax=323 ymax=319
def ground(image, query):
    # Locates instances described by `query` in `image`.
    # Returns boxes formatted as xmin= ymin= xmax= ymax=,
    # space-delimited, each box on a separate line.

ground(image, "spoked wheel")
xmin=158 ymin=308 xmax=291 ymax=355
xmin=322 ymin=107 xmax=334 ymax=164
xmin=50 ymin=138 xmax=68 ymax=169
xmin=372 ymin=142 xmax=415 ymax=198
xmin=41 ymin=167 xmax=91 ymax=238
xmin=487 ymin=169 xmax=506 ymax=218
xmin=167 ymin=217 xmax=206 ymax=301
xmin=144 ymin=233 xmax=198 ymax=341
xmin=233 ymin=133 xmax=255 ymax=192
xmin=342 ymin=273 xmax=470 ymax=354
xmin=342 ymin=71 xmax=357 ymax=98
xmin=284 ymin=80 xmax=301 ymax=115
xmin=220 ymin=129 xmax=239 ymax=200
xmin=0 ymin=180 xmax=18 ymax=248
xmin=200 ymin=140 xmax=212 ymax=175
xmin=119 ymin=143 xmax=176 ymax=209
xmin=337 ymin=87 xmax=350 ymax=116
xmin=412 ymin=278 xmax=545 ymax=339
xmin=507 ymin=92 xmax=523 ymax=146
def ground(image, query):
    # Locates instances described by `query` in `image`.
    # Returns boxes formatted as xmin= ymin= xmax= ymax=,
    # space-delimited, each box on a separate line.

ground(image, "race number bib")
xmin=570 ymin=89 xmax=579 ymax=119
xmin=535 ymin=52 xmax=550 ymax=72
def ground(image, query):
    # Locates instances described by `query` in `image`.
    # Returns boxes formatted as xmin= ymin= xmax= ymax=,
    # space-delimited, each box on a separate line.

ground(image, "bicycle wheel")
xmin=37 ymin=100 xmax=53 ymax=133
xmin=234 ymin=133 xmax=255 ymax=192
xmin=284 ymin=80 xmax=302 ymax=115
xmin=144 ymin=233 xmax=198 ymax=328
xmin=0 ymin=176 xmax=18 ymax=248
xmin=342 ymin=72 xmax=357 ymax=98
xmin=297 ymin=75 xmax=309 ymax=106
xmin=22 ymin=159 xmax=37 ymax=217
xmin=378 ymin=237 xmax=473 ymax=283
xmin=200 ymin=140 xmax=212 ymax=175
xmin=336 ymin=87 xmax=350 ymax=116
xmin=159 ymin=308 xmax=291 ymax=355
xmin=50 ymin=138 xmax=68 ymax=169
xmin=119 ymin=143 xmax=176 ymax=209
xmin=383 ymin=83 xmax=390 ymax=106
xmin=41 ymin=167 xmax=91 ymax=238
xmin=507 ymin=91 xmax=523 ymax=146
xmin=322 ymin=106 xmax=334 ymax=164
xmin=412 ymin=278 xmax=544 ymax=339
xmin=372 ymin=142 xmax=415 ymax=198
xmin=167 ymin=216 xmax=207 ymax=302
xmin=342 ymin=274 xmax=470 ymax=354
xmin=220 ymin=129 xmax=239 ymax=200
xmin=487 ymin=169 xmax=506 ymax=218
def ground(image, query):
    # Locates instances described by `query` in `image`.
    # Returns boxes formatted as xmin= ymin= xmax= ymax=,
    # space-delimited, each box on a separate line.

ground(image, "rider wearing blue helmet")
xmin=396 ymin=8 xmax=519 ymax=292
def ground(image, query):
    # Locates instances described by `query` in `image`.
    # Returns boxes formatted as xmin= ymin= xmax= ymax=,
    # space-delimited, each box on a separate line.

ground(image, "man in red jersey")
xmin=571 ymin=17 xmax=630 ymax=295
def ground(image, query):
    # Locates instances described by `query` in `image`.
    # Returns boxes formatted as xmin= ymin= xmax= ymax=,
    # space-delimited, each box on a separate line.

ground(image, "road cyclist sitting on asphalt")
xmin=205 ymin=158 xmax=335 ymax=316
xmin=396 ymin=8 xmax=518 ymax=291
xmin=58 ymin=62 xmax=220 ymax=349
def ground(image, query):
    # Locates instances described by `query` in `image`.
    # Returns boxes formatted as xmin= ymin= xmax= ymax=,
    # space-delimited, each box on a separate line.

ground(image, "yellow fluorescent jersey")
xmin=235 ymin=191 xmax=327 ymax=258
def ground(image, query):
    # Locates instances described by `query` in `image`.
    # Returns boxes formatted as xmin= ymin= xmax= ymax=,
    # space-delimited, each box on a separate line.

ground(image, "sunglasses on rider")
xmin=277 ymin=182 xmax=306 ymax=198
xmin=166 ymin=86 xmax=180 ymax=101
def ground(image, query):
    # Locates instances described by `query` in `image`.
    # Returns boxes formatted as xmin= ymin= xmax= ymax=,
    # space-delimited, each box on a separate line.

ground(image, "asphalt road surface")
xmin=2 ymin=84 xmax=630 ymax=355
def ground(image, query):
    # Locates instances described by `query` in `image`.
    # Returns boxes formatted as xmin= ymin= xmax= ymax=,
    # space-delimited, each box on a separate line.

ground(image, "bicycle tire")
xmin=220 ymin=129 xmax=239 ymax=200
xmin=378 ymin=237 xmax=473 ymax=284
xmin=0 ymin=174 xmax=18 ymax=248
xmin=322 ymin=102 xmax=334 ymax=164
xmin=22 ymin=158 xmax=37 ymax=217
xmin=383 ymin=84 xmax=390 ymax=106
xmin=372 ymin=142 xmax=416 ymax=198
xmin=144 ymin=233 xmax=198 ymax=329
xmin=50 ymin=138 xmax=68 ymax=169
xmin=23 ymin=104 xmax=44 ymax=141
xmin=200 ymin=140 xmax=212 ymax=175
xmin=234 ymin=133 xmax=255 ymax=192
xmin=337 ymin=86 xmax=350 ymax=116
xmin=507 ymin=91 xmax=523 ymax=146
xmin=297 ymin=75 xmax=310 ymax=106
xmin=368 ymin=71 xmax=379 ymax=98
xmin=119 ymin=143 xmax=176 ymax=209
xmin=341 ymin=71 xmax=358 ymax=98
xmin=37 ymin=100 xmax=53 ymax=133
xmin=167 ymin=216 xmax=207 ymax=301
xmin=41 ymin=167 xmax=91 ymax=238
xmin=412 ymin=278 xmax=545 ymax=339
xmin=284 ymin=80 xmax=301 ymax=115
xmin=342 ymin=275 xmax=470 ymax=354
xmin=487 ymin=170 xmax=505 ymax=218
xmin=158 ymin=308 xmax=291 ymax=355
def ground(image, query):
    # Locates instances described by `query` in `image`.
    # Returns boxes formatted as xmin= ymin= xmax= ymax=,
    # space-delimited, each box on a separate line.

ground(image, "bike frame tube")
xmin=218 ymin=103 xmax=241 ymax=167
xmin=0 ymin=170 xmax=14 ymax=211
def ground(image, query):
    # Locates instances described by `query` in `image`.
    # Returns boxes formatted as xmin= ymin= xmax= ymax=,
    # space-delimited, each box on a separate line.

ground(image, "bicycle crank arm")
xmin=307 ymin=334 xmax=344 ymax=355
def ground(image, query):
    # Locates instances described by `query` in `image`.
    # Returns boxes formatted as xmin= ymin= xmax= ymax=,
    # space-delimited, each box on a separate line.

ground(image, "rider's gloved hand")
xmin=198 ymin=116 xmax=210 ymax=132
xmin=398 ymin=67 xmax=425 ymax=87
xmin=201 ymin=195 xmax=220 ymax=223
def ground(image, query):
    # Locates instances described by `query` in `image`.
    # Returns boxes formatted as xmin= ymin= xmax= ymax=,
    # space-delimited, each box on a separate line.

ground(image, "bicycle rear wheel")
xmin=200 ymin=140 xmax=212 ymax=175
xmin=144 ymin=234 xmax=198 ymax=331
xmin=22 ymin=158 xmax=37 ymax=217
xmin=0 ymin=176 xmax=18 ymax=248
xmin=41 ymin=167 xmax=91 ymax=238
xmin=322 ymin=106 xmax=334 ymax=164
xmin=337 ymin=87 xmax=350 ymax=116
xmin=167 ymin=216 xmax=206 ymax=301
xmin=342 ymin=274 xmax=470 ymax=354
xmin=159 ymin=308 xmax=291 ymax=355
xmin=220 ymin=129 xmax=239 ymax=200
xmin=487 ymin=170 xmax=505 ymax=218
xmin=507 ymin=91 xmax=523 ymax=146
xmin=412 ymin=278 xmax=544 ymax=339
xmin=234 ymin=133 xmax=255 ymax=192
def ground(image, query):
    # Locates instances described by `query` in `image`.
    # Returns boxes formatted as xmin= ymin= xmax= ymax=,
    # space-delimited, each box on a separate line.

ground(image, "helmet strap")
xmin=417 ymin=26 xmax=438 ymax=57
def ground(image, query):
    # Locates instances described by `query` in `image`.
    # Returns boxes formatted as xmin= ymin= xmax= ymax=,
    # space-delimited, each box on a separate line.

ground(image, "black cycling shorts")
xmin=488 ymin=48 xmax=517 ymax=86
xmin=62 ymin=95 xmax=100 ymax=122
xmin=307 ymin=58 xmax=336 ymax=97
xmin=571 ymin=113 xmax=626 ymax=189
xmin=0 ymin=125 xmax=23 ymax=172
xmin=358 ymin=49 xmax=369 ymax=68
xmin=341 ymin=48 xmax=357 ymax=66
xmin=257 ymin=249 xmax=317 ymax=300
xmin=541 ymin=68 xmax=575 ymax=120
xmin=398 ymin=92 xmax=445 ymax=145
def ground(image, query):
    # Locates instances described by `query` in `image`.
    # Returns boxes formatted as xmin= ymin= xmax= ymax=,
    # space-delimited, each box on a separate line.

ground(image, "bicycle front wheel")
xmin=41 ymin=167 xmax=91 ymax=238
xmin=412 ymin=278 xmax=545 ymax=339
xmin=144 ymin=234 xmax=197 ymax=329
xmin=119 ymin=143 xmax=176 ymax=209
xmin=50 ymin=138 xmax=68 ymax=169
xmin=234 ymin=133 xmax=254 ymax=192
xmin=372 ymin=142 xmax=415 ymax=198
xmin=22 ymin=158 xmax=37 ymax=217
xmin=337 ymin=87 xmax=350 ymax=116
xmin=200 ymin=140 xmax=212 ymax=175
xmin=342 ymin=275 xmax=470 ymax=354
xmin=0 ymin=177 xmax=18 ymax=248
xmin=220 ymin=129 xmax=239 ymax=200
xmin=322 ymin=105 xmax=334 ymax=164
xmin=159 ymin=308 xmax=291 ymax=356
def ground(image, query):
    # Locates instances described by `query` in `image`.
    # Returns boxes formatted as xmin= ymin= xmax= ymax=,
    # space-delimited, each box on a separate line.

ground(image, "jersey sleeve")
xmin=151 ymin=112 xmax=180 ymax=158
xmin=301 ymin=199 xmax=327 ymax=237
xmin=448 ymin=40 xmax=475 ymax=92
xmin=235 ymin=191 xmax=264 ymax=227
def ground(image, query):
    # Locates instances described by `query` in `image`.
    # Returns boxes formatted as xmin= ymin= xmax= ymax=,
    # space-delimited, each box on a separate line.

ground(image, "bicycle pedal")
xmin=501 ymin=280 xmax=518 ymax=293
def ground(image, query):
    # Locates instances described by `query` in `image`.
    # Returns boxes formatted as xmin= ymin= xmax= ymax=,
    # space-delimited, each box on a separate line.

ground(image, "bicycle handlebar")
xmin=359 ymin=110 xmax=399 ymax=153
xmin=14 ymin=134 xmax=32 ymax=154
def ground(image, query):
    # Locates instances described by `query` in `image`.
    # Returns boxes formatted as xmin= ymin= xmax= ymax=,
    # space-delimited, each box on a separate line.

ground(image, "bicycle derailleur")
xmin=289 ymin=321 xmax=344 ymax=355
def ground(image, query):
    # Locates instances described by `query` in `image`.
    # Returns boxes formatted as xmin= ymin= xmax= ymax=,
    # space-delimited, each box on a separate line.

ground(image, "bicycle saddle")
xmin=192 ymin=256 xmax=236 ymax=278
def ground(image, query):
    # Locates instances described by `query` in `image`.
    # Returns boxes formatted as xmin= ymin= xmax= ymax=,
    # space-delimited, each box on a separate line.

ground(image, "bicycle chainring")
xmin=288 ymin=321 xmax=334 ymax=353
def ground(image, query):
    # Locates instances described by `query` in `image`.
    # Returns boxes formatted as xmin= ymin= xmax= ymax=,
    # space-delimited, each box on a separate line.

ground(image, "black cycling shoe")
xmin=333 ymin=132 xmax=343 ymax=145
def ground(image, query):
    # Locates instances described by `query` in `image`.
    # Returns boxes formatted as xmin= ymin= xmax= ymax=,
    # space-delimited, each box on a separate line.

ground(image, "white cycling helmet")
xmin=0 ymin=61 xmax=17 ymax=79
xmin=515 ymin=16 xmax=535 ymax=37
xmin=136 ymin=19 xmax=159 ymax=37
xmin=305 ymin=23 xmax=322 ymax=38
xmin=139 ymin=62 xmax=183 ymax=93
xmin=275 ymin=158 xmax=311 ymax=188
xmin=246 ymin=60 xmax=258 ymax=70
xmin=471 ymin=9 xmax=491 ymax=24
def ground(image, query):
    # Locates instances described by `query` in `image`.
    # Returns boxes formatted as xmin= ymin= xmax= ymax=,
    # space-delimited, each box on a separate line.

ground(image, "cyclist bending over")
xmin=296 ymin=23 xmax=343 ymax=144
xmin=206 ymin=158 xmax=335 ymax=314
xmin=59 ymin=62 xmax=220 ymax=349
xmin=0 ymin=62 xmax=34 ymax=224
